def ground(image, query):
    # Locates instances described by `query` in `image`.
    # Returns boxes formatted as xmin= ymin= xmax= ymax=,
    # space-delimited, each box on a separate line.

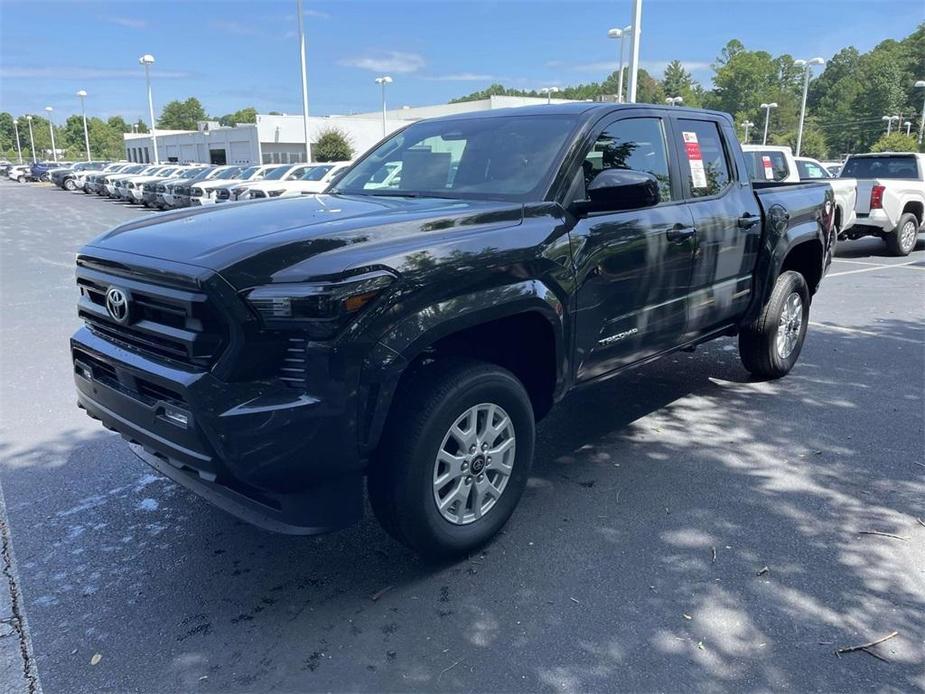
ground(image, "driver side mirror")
xmin=574 ymin=168 xmax=660 ymax=215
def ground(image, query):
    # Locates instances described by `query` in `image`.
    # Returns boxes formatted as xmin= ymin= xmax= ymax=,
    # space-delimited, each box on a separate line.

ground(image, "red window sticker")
xmin=762 ymin=155 xmax=774 ymax=179
xmin=682 ymin=131 xmax=707 ymax=188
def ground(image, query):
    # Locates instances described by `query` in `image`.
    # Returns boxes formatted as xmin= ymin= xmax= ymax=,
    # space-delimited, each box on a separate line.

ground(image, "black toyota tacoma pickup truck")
xmin=71 ymin=104 xmax=835 ymax=557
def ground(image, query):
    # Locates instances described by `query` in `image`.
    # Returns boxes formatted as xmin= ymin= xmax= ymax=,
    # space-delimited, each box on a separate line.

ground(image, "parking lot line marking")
xmin=809 ymin=321 xmax=923 ymax=344
xmin=827 ymin=261 xmax=922 ymax=278
xmin=831 ymin=259 xmax=892 ymax=267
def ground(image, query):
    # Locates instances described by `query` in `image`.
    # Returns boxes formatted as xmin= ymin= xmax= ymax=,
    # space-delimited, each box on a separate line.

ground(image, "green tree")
xmin=870 ymin=132 xmax=918 ymax=152
xmin=662 ymin=60 xmax=704 ymax=107
xmin=157 ymin=97 xmax=208 ymax=130
xmin=314 ymin=128 xmax=354 ymax=161
xmin=218 ymin=107 xmax=257 ymax=127
xmin=770 ymin=125 xmax=829 ymax=159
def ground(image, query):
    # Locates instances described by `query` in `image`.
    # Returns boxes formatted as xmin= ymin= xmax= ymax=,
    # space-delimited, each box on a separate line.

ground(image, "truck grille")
xmin=279 ymin=337 xmax=308 ymax=388
xmin=76 ymin=257 xmax=228 ymax=368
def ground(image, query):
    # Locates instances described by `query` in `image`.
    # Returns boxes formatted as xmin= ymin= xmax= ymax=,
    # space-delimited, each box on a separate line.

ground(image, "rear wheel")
xmin=739 ymin=270 xmax=809 ymax=380
xmin=64 ymin=178 xmax=77 ymax=191
xmin=884 ymin=213 xmax=919 ymax=256
xmin=16 ymin=175 xmax=25 ymax=183
xmin=368 ymin=359 xmax=535 ymax=559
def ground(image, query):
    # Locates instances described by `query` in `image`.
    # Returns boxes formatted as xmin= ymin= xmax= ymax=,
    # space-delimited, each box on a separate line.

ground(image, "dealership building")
xmin=122 ymin=95 xmax=574 ymax=165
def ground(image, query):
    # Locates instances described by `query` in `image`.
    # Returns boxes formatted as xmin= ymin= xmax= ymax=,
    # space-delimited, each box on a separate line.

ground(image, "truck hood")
xmin=84 ymin=194 xmax=524 ymax=288
xmin=195 ymin=178 xmax=246 ymax=190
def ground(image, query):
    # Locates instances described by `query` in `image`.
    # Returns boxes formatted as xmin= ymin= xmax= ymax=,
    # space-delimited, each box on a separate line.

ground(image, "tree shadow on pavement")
xmin=1 ymin=319 xmax=922 ymax=693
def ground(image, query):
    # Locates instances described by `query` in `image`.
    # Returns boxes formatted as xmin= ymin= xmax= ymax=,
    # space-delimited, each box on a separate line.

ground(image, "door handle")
xmin=738 ymin=214 xmax=761 ymax=230
xmin=666 ymin=224 xmax=696 ymax=243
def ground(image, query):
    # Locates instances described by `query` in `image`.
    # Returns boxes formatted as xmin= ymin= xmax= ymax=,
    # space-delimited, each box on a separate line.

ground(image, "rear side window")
xmin=744 ymin=150 xmax=790 ymax=181
xmin=840 ymin=156 xmax=920 ymax=180
xmin=676 ymin=119 xmax=731 ymax=197
xmin=796 ymin=159 xmax=830 ymax=179
xmin=580 ymin=117 xmax=674 ymax=202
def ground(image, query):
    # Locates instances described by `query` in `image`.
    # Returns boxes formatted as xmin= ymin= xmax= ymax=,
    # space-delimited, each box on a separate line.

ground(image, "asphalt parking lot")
xmin=0 ymin=181 xmax=922 ymax=693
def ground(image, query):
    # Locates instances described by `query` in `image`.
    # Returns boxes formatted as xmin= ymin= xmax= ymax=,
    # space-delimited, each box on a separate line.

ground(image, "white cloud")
xmin=340 ymin=51 xmax=425 ymax=74
xmin=104 ymin=16 xmax=148 ymax=29
xmin=0 ymin=67 xmax=191 ymax=80
xmin=423 ymin=73 xmax=500 ymax=82
xmin=209 ymin=20 xmax=262 ymax=36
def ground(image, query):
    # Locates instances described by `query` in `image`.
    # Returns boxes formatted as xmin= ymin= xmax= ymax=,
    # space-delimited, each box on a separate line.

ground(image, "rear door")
xmin=570 ymin=111 xmax=696 ymax=381
xmin=672 ymin=116 xmax=762 ymax=336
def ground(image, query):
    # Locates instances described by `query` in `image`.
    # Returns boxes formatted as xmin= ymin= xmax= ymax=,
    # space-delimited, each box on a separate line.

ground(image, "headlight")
xmin=267 ymin=189 xmax=285 ymax=197
xmin=190 ymin=187 xmax=203 ymax=197
xmin=244 ymin=270 xmax=396 ymax=337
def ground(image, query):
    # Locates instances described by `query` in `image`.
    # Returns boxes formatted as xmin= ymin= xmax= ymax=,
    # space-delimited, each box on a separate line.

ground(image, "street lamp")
xmin=375 ymin=75 xmax=393 ymax=136
xmin=760 ymin=102 xmax=778 ymax=145
xmin=915 ymin=80 xmax=925 ymax=145
xmin=793 ymin=57 xmax=825 ymax=157
xmin=904 ymin=121 xmax=912 ymax=137
xmin=665 ymin=96 xmax=683 ymax=106
xmin=742 ymin=120 xmax=755 ymax=143
xmin=26 ymin=116 xmax=36 ymax=163
xmin=539 ymin=86 xmax=559 ymax=104
xmin=138 ymin=54 xmax=159 ymax=164
xmin=881 ymin=115 xmax=900 ymax=135
xmin=44 ymin=106 xmax=57 ymax=162
xmin=607 ymin=25 xmax=632 ymax=103
xmin=77 ymin=90 xmax=91 ymax=161
xmin=12 ymin=118 xmax=23 ymax=164
xmin=295 ymin=0 xmax=312 ymax=162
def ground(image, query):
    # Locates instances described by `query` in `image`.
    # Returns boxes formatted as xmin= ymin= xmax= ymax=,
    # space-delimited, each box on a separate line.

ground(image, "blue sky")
xmin=0 ymin=0 xmax=919 ymax=121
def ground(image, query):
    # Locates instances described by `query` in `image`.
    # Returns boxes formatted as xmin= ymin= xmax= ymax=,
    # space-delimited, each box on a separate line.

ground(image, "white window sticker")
xmin=762 ymin=155 xmax=774 ymax=180
xmin=682 ymin=131 xmax=708 ymax=189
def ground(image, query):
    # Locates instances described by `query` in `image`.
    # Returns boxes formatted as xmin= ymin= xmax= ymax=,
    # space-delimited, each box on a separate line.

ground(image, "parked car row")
xmin=741 ymin=145 xmax=924 ymax=256
xmin=4 ymin=158 xmax=356 ymax=212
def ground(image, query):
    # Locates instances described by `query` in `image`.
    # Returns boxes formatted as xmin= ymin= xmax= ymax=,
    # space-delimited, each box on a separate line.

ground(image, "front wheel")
xmin=64 ymin=178 xmax=77 ymax=191
xmin=368 ymin=359 xmax=535 ymax=559
xmin=739 ymin=270 xmax=810 ymax=380
xmin=885 ymin=213 xmax=919 ymax=256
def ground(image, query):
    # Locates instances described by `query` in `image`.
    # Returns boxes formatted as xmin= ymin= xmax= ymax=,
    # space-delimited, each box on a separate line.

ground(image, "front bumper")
xmin=71 ymin=326 xmax=364 ymax=534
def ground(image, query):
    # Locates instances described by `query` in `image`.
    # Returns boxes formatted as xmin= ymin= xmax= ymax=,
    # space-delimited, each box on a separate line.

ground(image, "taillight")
xmin=870 ymin=185 xmax=885 ymax=209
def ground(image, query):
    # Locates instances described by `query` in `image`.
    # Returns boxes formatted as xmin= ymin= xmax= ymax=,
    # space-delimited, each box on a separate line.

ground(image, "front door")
xmin=571 ymin=114 xmax=696 ymax=382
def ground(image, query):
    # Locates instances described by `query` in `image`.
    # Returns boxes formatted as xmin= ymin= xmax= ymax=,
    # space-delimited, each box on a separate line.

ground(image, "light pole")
xmin=882 ymin=115 xmax=899 ymax=135
xmin=742 ymin=120 xmax=755 ymax=143
xmin=794 ymin=57 xmax=825 ymax=157
xmin=539 ymin=87 xmax=559 ymax=104
xmin=12 ymin=118 xmax=23 ymax=164
xmin=26 ymin=116 xmax=36 ymax=163
xmin=904 ymin=121 xmax=912 ymax=136
xmin=139 ymin=54 xmax=159 ymax=164
xmin=665 ymin=96 xmax=683 ymax=106
xmin=375 ymin=76 xmax=393 ymax=136
xmin=626 ymin=0 xmax=643 ymax=103
xmin=607 ymin=25 xmax=632 ymax=103
xmin=44 ymin=106 xmax=57 ymax=162
xmin=760 ymin=102 xmax=777 ymax=145
xmin=296 ymin=0 xmax=312 ymax=162
xmin=77 ymin=90 xmax=91 ymax=160
xmin=915 ymin=80 xmax=925 ymax=145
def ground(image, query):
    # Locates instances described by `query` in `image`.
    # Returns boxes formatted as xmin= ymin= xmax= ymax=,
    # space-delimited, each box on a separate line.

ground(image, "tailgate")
xmin=854 ymin=180 xmax=874 ymax=214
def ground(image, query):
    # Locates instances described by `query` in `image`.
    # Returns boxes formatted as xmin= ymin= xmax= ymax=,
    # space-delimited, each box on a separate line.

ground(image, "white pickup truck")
xmin=743 ymin=145 xmax=857 ymax=236
xmin=838 ymin=152 xmax=925 ymax=256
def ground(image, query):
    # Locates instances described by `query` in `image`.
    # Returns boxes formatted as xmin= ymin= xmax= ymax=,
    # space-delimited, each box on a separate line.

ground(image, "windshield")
xmin=238 ymin=166 xmax=260 ymax=179
xmin=743 ymin=151 xmax=790 ymax=181
xmin=214 ymin=166 xmax=243 ymax=180
xmin=300 ymin=165 xmax=333 ymax=181
xmin=333 ymin=114 xmax=578 ymax=200
xmin=181 ymin=168 xmax=209 ymax=179
xmin=263 ymin=165 xmax=293 ymax=181
xmin=840 ymin=155 xmax=920 ymax=180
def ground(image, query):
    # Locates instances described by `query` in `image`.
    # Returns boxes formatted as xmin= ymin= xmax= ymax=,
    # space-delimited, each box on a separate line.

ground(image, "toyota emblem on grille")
xmin=105 ymin=287 xmax=130 ymax=324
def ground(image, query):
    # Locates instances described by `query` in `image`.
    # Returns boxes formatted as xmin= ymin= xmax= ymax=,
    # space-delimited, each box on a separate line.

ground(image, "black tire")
xmin=739 ymin=270 xmax=809 ymax=380
xmin=884 ymin=212 xmax=919 ymax=257
xmin=368 ymin=358 xmax=535 ymax=559
xmin=64 ymin=178 xmax=76 ymax=191
xmin=16 ymin=175 xmax=25 ymax=183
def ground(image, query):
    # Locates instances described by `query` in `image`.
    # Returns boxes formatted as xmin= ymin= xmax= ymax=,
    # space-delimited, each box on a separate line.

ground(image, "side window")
xmin=579 ymin=117 xmax=673 ymax=202
xmin=676 ymin=119 xmax=731 ymax=197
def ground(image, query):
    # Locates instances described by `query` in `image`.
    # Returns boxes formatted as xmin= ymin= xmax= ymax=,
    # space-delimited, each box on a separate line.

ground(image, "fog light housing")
xmin=161 ymin=405 xmax=190 ymax=429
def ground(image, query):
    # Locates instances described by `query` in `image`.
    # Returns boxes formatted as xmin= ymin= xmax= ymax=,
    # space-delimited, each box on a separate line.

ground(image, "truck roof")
xmin=432 ymin=102 xmax=734 ymax=124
